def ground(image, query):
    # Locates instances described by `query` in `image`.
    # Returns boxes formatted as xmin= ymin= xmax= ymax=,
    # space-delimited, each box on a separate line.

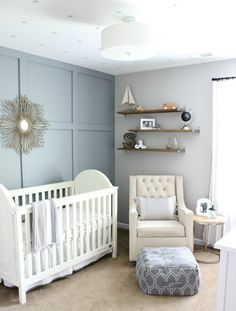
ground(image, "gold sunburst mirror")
xmin=0 ymin=95 xmax=49 ymax=154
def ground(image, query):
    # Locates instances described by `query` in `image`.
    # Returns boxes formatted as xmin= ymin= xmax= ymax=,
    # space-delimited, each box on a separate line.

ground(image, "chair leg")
xmin=18 ymin=286 xmax=27 ymax=304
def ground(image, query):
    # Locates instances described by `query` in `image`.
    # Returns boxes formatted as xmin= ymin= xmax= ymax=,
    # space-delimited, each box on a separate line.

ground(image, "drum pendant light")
xmin=101 ymin=22 xmax=157 ymax=61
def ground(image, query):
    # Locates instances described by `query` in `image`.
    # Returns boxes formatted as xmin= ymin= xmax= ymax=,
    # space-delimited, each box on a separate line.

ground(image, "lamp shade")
xmin=101 ymin=23 xmax=157 ymax=61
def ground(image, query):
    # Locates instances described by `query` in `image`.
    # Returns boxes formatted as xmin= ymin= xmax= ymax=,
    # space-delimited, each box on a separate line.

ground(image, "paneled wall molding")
xmin=0 ymin=45 xmax=114 ymax=189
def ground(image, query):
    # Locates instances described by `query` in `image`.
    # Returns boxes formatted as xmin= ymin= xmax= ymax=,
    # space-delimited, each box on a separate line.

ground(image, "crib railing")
xmin=10 ymin=181 xmax=74 ymax=207
xmin=14 ymin=187 xmax=117 ymax=287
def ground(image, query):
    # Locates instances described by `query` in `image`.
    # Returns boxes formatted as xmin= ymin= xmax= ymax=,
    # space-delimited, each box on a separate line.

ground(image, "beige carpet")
xmin=0 ymin=229 xmax=218 ymax=311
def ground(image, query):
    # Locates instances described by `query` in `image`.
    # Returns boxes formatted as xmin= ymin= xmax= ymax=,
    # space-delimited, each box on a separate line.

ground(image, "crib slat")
xmin=72 ymin=202 xmax=77 ymax=258
xmin=66 ymin=203 xmax=70 ymax=261
xmin=70 ymin=187 xmax=74 ymax=196
xmin=85 ymin=200 xmax=90 ymax=253
xmin=35 ymin=251 xmax=41 ymax=275
xmin=15 ymin=212 xmax=27 ymax=301
xmin=52 ymin=201 xmax=57 ymax=268
xmin=22 ymin=195 xmax=26 ymax=206
xmin=69 ymin=187 xmax=73 ymax=196
xmin=41 ymin=192 xmax=45 ymax=201
xmin=112 ymin=190 xmax=118 ymax=258
xmin=79 ymin=202 xmax=84 ymax=256
xmin=35 ymin=193 xmax=39 ymax=202
xmin=25 ymin=211 xmax=32 ymax=278
xmin=44 ymin=248 xmax=49 ymax=271
xmin=108 ymin=194 xmax=112 ymax=245
xmin=50 ymin=190 xmax=54 ymax=199
xmin=97 ymin=197 xmax=101 ymax=248
xmin=58 ymin=203 xmax=64 ymax=264
xmin=18 ymin=196 xmax=21 ymax=207
xmin=52 ymin=245 xmax=57 ymax=268
xmin=91 ymin=198 xmax=95 ymax=251
xmin=103 ymin=196 xmax=106 ymax=245
xmin=58 ymin=189 xmax=62 ymax=199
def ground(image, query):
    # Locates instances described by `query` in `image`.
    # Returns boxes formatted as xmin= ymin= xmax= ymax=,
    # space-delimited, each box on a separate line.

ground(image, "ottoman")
xmin=136 ymin=247 xmax=200 ymax=296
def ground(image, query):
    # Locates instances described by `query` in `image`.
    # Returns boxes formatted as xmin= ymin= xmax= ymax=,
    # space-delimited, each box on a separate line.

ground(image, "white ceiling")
xmin=0 ymin=0 xmax=236 ymax=75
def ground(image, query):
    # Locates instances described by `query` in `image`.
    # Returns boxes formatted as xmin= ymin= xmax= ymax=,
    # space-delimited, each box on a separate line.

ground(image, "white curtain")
xmin=208 ymin=78 xmax=236 ymax=246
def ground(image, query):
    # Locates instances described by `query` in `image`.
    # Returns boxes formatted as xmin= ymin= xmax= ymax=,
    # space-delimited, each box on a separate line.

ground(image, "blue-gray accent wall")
xmin=0 ymin=46 xmax=115 ymax=189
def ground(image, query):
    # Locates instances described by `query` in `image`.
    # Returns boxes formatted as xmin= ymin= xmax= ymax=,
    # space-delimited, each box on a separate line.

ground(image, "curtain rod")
xmin=212 ymin=76 xmax=236 ymax=81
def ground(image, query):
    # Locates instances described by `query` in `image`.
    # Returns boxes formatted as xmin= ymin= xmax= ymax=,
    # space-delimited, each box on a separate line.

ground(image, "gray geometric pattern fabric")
xmin=136 ymin=247 xmax=200 ymax=296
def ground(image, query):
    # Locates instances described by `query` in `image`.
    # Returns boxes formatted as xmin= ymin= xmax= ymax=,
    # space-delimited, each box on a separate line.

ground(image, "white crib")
xmin=0 ymin=170 xmax=118 ymax=304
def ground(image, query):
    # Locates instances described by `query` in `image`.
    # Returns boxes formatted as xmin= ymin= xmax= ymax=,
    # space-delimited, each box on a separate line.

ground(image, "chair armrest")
xmin=129 ymin=205 xmax=138 ymax=260
xmin=129 ymin=205 xmax=138 ymax=234
xmin=178 ymin=204 xmax=193 ymax=251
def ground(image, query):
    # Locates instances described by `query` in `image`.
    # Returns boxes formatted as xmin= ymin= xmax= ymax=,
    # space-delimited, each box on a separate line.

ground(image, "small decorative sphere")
xmin=181 ymin=111 xmax=192 ymax=122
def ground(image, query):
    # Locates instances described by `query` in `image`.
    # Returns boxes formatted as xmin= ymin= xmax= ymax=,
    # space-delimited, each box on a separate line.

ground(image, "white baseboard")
xmin=117 ymin=222 xmax=129 ymax=230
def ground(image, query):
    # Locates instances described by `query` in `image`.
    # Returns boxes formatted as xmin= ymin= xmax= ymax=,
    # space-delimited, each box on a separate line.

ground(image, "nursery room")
xmin=0 ymin=0 xmax=236 ymax=310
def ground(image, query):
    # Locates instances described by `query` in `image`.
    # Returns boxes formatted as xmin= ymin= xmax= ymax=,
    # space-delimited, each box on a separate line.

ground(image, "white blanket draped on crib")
xmin=32 ymin=199 xmax=59 ymax=251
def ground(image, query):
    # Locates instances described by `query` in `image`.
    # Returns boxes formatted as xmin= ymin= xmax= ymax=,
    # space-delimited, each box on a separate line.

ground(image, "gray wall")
xmin=0 ymin=46 xmax=114 ymax=189
xmin=115 ymin=59 xmax=236 ymax=225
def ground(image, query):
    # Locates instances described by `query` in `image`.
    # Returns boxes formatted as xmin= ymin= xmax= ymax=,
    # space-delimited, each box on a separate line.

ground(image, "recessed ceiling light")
xmin=101 ymin=62 xmax=105 ymax=65
xmin=11 ymin=35 xmax=16 ymax=38
xmin=84 ymin=57 xmax=88 ymax=60
xmin=200 ymin=53 xmax=213 ymax=57
xmin=77 ymin=40 xmax=82 ymax=43
xmin=63 ymin=50 xmax=68 ymax=53
xmin=33 ymin=0 xmax=39 ymax=3
xmin=39 ymin=43 xmax=44 ymax=46
xmin=189 ymin=52 xmax=212 ymax=59
xmin=116 ymin=11 xmax=122 ymax=14
xmin=21 ymin=20 xmax=27 ymax=24
xmin=52 ymin=31 xmax=57 ymax=34
xmin=188 ymin=53 xmax=201 ymax=59
xmin=67 ymin=14 xmax=73 ymax=18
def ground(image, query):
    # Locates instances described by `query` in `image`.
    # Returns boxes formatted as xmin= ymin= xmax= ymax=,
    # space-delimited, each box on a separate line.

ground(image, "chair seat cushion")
xmin=137 ymin=220 xmax=185 ymax=238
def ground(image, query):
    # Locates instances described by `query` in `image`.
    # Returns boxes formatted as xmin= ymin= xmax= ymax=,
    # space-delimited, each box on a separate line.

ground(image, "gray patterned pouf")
xmin=136 ymin=247 xmax=200 ymax=296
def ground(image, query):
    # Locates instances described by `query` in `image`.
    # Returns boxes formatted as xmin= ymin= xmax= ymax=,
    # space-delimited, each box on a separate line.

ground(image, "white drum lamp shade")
xmin=101 ymin=23 xmax=157 ymax=61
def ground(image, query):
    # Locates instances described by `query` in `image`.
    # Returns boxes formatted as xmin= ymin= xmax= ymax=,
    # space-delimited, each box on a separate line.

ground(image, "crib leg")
xmin=112 ymin=225 xmax=117 ymax=258
xmin=18 ymin=286 xmax=27 ymax=304
xmin=112 ymin=246 xmax=117 ymax=258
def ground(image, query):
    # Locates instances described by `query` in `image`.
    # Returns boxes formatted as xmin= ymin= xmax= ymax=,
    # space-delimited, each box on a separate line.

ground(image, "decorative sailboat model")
xmin=121 ymin=86 xmax=138 ymax=111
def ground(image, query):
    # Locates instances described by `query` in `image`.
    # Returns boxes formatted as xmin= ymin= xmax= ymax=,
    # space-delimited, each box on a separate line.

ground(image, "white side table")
xmin=193 ymin=214 xmax=226 ymax=263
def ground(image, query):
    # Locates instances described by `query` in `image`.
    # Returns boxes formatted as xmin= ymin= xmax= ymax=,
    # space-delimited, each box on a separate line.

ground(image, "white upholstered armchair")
xmin=129 ymin=175 xmax=193 ymax=261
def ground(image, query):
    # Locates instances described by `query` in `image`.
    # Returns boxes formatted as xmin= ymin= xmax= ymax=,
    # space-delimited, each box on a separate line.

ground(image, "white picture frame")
xmin=196 ymin=198 xmax=211 ymax=216
xmin=140 ymin=118 xmax=156 ymax=130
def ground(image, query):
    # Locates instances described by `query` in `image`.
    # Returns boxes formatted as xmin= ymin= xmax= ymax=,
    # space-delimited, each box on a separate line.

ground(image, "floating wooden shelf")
xmin=117 ymin=147 xmax=185 ymax=153
xmin=117 ymin=107 xmax=198 ymax=154
xmin=129 ymin=128 xmax=200 ymax=133
xmin=117 ymin=108 xmax=185 ymax=115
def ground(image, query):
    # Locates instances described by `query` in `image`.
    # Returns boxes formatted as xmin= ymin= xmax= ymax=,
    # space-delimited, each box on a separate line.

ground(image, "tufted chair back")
xmin=130 ymin=175 xmax=180 ymax=211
